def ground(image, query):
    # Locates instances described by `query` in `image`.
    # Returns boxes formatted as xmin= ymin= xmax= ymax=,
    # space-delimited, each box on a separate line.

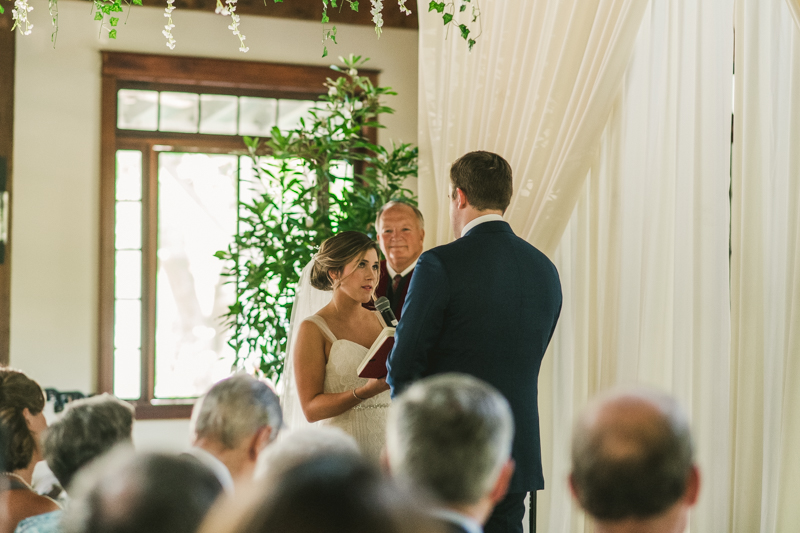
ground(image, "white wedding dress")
xmin=280 ymin=258 xmax=391 ymax=461
xmin=302 ymin=315 xmax=391 ymax=460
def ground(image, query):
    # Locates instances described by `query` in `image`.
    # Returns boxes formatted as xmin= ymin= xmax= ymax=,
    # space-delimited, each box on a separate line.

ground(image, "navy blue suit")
xmin=387 ymin=220 xmax=562 ymax=495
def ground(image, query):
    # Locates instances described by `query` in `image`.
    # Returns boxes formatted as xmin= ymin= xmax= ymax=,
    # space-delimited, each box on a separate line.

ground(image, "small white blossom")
xmin=348 ymin=68 xmax=358 ymax=77
xmin=11 ymin=0 xmax=34 ymax=36
xmin=397 ymin=0 xmax=411 ymax=15
xmin=162 ymin=0 xmax=177 ymax=49
xmin=219 ymin=0 xmax=248 ymax=52
xmin=328 ymin=86 xmax=338 ymax=97
xmin=370 ymin=0 xmax=383 ymax=37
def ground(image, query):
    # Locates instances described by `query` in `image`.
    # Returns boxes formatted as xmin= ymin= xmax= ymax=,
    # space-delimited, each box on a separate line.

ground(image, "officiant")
xmin=369 ymin=200 xmax=425 ymax=319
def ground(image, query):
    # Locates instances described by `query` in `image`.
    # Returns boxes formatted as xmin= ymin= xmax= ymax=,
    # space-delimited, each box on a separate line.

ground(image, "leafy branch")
xmin=429 ymin=0 xmax=481 ymax=50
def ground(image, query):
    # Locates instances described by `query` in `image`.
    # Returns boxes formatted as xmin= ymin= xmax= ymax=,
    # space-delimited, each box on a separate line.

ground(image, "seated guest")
xmin=385 ymin=373 xmax=515 ymax=533
xmin=0 ymin=368 xmax=60 ymax=533
xmin=201 ymin=453 xmax=442 ymax=533
xmin=569 ymin=388 xmax=700 ymax=533
xmin=255 ymin=426 xmax=359 ymax=484
xmin=14 ymin=394 xmax=135 ymax=533
xmin=188 ymin=374 xmax=282 ymax=492
xmin=63 ymin=451 xmax=223 ymax=533
xmin=372 ymin=200 xmax=425 ymax=318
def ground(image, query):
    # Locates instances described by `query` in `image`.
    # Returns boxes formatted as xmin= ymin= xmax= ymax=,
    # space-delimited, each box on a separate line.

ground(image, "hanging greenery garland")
xmin=0 ymin=0 xmax=481 ymax=53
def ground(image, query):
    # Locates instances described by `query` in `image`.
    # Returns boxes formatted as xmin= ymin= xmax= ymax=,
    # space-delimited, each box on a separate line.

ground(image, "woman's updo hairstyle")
xmin=0 ymin=367 xmax=46 ymax=472
xmin=310 ymin=232 xmax=380 ymax=291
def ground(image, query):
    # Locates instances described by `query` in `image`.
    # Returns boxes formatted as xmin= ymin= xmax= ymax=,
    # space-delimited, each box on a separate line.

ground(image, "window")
xmin=99 ymin=53 xmax=378 ymax=418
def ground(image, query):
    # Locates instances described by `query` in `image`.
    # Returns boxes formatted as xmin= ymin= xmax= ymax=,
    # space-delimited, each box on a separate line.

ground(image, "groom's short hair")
xmin=386 ymin=373 xmax=514 ymax=505
xmin=450 ymin=151 xmax=513 ymax=212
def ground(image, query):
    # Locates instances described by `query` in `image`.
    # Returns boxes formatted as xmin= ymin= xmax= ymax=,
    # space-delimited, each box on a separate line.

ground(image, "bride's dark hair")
xmin=310 ymin=232 xmax=380 ymax=291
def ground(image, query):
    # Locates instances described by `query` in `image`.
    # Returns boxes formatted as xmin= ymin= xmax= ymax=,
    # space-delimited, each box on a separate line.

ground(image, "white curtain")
xmin=536 ymin=0 xmax=734 ymax=531
xmin=417 ymin=0 xmax=648 ymax=255
xmin=730 ymin=0 xmax=800 ymax=530
xmin=787 ymin=0 xmax=800 ymax=28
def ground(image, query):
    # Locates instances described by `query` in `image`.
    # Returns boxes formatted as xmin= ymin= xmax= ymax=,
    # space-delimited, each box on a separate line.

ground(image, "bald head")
xmin=570 ymin=389 xmax=697 ymax=524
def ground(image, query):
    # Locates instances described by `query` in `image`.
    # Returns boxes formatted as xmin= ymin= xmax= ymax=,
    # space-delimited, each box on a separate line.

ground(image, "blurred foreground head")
xmin=64 ymin=450 xmax=223 ymax=533
xmin=201 ymin=453 xmax=443 ymax=533
xmin=570 ymin=387 xmax=700 ymax=533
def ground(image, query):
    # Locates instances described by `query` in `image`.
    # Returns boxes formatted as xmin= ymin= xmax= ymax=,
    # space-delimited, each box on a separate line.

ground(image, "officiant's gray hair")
xmin=191 ymin=374 xmax=282 ymax=449
xmin=375 ymin=200 xmax=425 ymax=230
xmin=386 ymin=373 xmax=514 ymax=505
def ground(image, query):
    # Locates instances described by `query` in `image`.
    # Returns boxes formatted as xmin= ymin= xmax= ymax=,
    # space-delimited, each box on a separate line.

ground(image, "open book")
xmin=356 ymin=327 xmax=395 ymax=379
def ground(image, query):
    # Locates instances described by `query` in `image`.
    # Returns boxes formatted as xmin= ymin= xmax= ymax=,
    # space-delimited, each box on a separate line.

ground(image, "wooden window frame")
xmin=99 ymin=52 xmax=378 ymax=419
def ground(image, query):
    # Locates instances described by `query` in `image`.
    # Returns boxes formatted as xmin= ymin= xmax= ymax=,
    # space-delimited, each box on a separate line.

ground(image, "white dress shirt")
xmin=430 ymin=508 xmax=483 ymax=533
xmin=386 ymin=261 xmax=417 ymax=280
xmin=460 ymin=214 xmax=505 ymax=238
xmin=186 ymin=447 xmax=235 ymax=494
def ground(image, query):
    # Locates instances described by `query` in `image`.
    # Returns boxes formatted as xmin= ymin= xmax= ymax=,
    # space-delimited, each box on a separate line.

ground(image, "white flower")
xmin=328 ymin=86 xmax=338 ymax=97
xmin=397 ymin=0 xmax=411 ymax=15
xmin=11 ymin=0 xmax=34 ymax=36
xmin=370 ymin=0 xmax=383 ymax=37
xmin=348 ymin=68 xmax=358 ymax=77
xmin=162 ymin=0 xmax=177 ymax=49
xmin=220 ymin=0 xmax=249 ymax=53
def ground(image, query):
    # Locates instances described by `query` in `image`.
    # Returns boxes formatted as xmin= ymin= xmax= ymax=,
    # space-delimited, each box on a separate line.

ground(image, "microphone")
xmin=374 ymin=297 xmax=398 ymax=327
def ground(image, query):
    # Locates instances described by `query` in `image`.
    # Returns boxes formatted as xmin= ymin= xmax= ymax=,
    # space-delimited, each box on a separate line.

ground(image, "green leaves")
xmin=432 ymin=1 xmax=480 ymax=51
xmin=109 ymin=29 xmax=117 ymax=38
xmin=459 ymin=23 xmax=469 ymax=39
xmin=442 ymin=13 xmax=452 ymax=24
xmin=429 ymin=1 xmax=445 ymax=12
xmin=94 ymin=11 xmax=103 ymax=20
xmin=350 ymin=1 xmax=358 ymax=11
xmin=110 ymin=17 xmax=119 ymax=26
xmin=217 ymin=57 xmax=418 ymax=384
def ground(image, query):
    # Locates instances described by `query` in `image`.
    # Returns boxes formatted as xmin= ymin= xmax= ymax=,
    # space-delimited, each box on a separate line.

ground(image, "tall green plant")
xmin=215 ymin=55 xmax=418 ymax=384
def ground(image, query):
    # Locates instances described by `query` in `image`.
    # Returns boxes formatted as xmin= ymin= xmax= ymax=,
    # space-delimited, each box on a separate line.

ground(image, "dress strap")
xmin=304 ymin=315 xmax=338 ymax=344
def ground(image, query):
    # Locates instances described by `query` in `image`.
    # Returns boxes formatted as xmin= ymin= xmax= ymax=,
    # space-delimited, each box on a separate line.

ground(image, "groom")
xmin=386 ymin=151 xmax=562 ymax=533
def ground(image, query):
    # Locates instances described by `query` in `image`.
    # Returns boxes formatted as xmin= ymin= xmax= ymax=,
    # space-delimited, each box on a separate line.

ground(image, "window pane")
xmin=277 ymin=99 xmax=317 ymax=131
xmin=115 ymin=250 xmax=142 ymax=300
xmin=200 ymin=94 xmax=238 ymax=135
xmin=114 ymin=348 xmax=141 ymax=400
xmin=238 ymin=97 xmax=277 ymax=136
xmin=116 ymin=150 xmax=142 ymax=201
xmin=114 ymin=299 xmax=142 ymax=349
xmin=155 ymin=152 xmax=238 ymax=398
xmin=117 ymin=89 xmax=158 ymax=131
xmin=159 ymin=92 xmax=199 ymax=133
xmin=115 ymin=202 xmax=142 ymax=250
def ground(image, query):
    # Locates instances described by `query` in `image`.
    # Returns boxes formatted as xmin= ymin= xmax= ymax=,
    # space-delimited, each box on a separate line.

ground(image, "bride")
xmin=282 ymin=231 xmax=391 ymax=459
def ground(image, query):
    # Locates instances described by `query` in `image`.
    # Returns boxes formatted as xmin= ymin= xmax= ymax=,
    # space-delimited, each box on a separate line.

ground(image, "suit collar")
xmin=463 ymin=219 xmax=513 ymax=237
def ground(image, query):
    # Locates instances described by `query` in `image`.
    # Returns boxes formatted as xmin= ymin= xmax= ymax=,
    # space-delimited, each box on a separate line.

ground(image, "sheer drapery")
xmin=536 ymin=0 xmax=734 ymax=531
xmin=417 ymin=0 xmax=648 ymax=255
xmin=730 ymin=0 xmax=800 ymax=531
xmin=787 ymin=0 xmax=800 ymax=28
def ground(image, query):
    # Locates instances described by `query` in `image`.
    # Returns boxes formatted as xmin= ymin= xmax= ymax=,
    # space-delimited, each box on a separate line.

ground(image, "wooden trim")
xmin=133 ymin=401 xmax=195 ymax=420
xmin=127 ymin=0 xmax=419 ymax=29
xmin=0 ymin=20 xmax=14 ymax=365
xmin=102 ymin=52 xmax=379 ymax=93
xmin=142 ymin=147 xmax=158 ymax=402
xmin=117 ymin=132 xmax=252 ymax=155
xmin=98 ymin=74 xmax=117 ymax=392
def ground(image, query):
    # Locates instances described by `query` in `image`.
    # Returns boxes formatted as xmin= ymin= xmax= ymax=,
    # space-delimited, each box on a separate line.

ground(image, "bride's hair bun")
xmin=309 ymin=232 xmax=380 ymax=291
xmin=0 ymin=368 xmax=46 ymax=472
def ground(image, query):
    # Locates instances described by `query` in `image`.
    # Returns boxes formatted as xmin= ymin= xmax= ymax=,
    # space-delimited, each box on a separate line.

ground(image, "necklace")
xmin=1 ymin=471 xmax=32 ymax=489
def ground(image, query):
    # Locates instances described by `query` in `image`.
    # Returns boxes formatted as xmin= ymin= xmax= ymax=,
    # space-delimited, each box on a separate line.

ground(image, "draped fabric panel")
xmin=787 ymin=0 xmax=800 ymax=28
xmin=417 ymin=0 xmax=648 ymax=254
xmin=537 ymin=0 xmax=734 ymax=530
xmin=731 ymin=0 xmax=800 ymax=530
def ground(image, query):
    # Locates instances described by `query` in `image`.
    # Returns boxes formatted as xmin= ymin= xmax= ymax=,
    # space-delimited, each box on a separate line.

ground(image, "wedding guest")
xmin=200 ymin=453 xmax=442 ymax=533
xmin=372 ymin=201 xmax=425 ymax=318
xmin=255 ymin=426 xmax=359 ymax=484
xmin=570 ymin=388 xmax=700 ymax=533
xmin=188 ymin=374 xmax=282 ymax=493
xmin=14 ymin=394 xmax=135 ymax=533
xmin=63 ymin=451 xmax=223 ymax=533
xmin=385 ymin=374 xmax=515 ymax=533
xmin=0 ymin=368 xmax=60 ymax=533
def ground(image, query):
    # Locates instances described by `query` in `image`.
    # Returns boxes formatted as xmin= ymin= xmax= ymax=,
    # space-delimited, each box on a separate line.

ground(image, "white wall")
xmin=9 ymin=2 xmax=418 ymax=394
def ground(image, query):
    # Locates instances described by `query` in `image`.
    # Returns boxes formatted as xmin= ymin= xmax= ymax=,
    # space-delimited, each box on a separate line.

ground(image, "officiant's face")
xmin=336 ymin=248 xmax=380 ymax=303
xmin=378 ymin=205 xmax=425 ymax=272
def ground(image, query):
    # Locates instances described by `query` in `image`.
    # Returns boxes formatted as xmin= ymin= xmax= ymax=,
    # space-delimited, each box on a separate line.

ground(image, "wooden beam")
xmin=0 ymin=19 xmax=14 ymax=366
xmin=70 ymin=0 xmax=418 ymax=29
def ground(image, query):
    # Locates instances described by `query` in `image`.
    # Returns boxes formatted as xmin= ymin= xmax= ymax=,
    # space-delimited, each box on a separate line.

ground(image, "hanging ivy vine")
xmin=1 ymin=0 xmax=482 ymax=53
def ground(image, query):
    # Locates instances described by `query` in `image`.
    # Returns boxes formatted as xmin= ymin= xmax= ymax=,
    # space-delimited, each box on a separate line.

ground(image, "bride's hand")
xmin=358 ymin=377 xmax=391 ymax=398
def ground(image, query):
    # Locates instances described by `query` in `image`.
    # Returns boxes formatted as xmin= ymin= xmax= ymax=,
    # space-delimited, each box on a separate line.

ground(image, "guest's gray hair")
xmin=386 ymin=373 xmax=514 ymax=505
xmin=376 ymin=201 xmax=425 ymax=231
xmin=255 ymin=426 xmax=360 ymax=484
xmin=43 ymin=393 xmax=134 ymax=489
xmin=191 ymin=374 xmax=282 ymax=449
